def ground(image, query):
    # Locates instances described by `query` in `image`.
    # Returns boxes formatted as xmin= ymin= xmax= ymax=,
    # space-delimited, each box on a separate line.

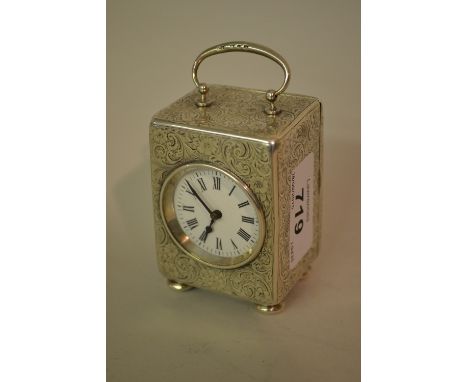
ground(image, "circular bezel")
xmin=160 ymin=162 xmax=266 ymax=269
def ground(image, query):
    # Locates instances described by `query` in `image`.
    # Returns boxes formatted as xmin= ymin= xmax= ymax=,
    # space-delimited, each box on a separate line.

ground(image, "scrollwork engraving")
xmin=149 ymin=85 xmax=321 ymax=306
xmin=276 ymin=104 xmax=322 ymax=302
xmin=150 ymin=125 xmax=275 ymax=305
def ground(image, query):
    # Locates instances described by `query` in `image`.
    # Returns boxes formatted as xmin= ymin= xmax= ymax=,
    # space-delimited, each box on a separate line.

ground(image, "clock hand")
xmin=185 ymin=180 xmax=223 ymax=221
xmin=185 ymin=180 xmax=212 ymax=215
xmin=200 ymin=218 xmax=215 ymax=242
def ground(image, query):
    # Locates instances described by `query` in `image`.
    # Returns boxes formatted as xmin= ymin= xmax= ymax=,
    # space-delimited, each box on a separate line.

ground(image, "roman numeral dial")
xmin=164 ymin=164 xmax=265 ymax=269
xmin=242 ymin=216 xmax=254 ymax=224
xmin=197 ymin=178 xmax=207 ymax=191
xmin=237 ymin=228 xmax=251 ymax=241
xmin=186 ymin=218 xmax=198 ymax=230
xmin=213 ymin=176 xmax=221 ymax=190
xmin=238 ymin=200 xmax=249 ymax=208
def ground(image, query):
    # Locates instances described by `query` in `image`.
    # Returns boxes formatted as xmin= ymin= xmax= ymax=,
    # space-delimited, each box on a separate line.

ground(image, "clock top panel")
xmin=152 ymin=85 xmax=320 ymax=141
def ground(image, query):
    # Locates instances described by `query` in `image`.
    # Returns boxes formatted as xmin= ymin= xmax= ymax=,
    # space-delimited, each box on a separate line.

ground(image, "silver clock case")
xmin=149 ymin=85 xmax=322 ymax=306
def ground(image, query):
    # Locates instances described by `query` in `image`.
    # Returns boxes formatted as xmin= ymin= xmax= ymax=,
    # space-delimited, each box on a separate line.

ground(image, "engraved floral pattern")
xmin=149 ymin=85 xmax=322 ymax=306
xmin=154 ymin=85 xmax=317 ymax=140
xmin=150 ymin=125 xmax=275 ymax=305
xmin=276 ymin=104 xmax=322 ymax=302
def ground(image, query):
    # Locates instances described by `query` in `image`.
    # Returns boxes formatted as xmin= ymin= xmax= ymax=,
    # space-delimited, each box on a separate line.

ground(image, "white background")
xmin=1 ymin=0 xmax=467 ymax=381
xmin=363 ymin=1 xmax=468 ymax=380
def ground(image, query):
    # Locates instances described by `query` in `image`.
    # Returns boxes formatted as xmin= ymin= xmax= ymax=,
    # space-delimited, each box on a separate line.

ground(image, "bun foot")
xmin=256 ymin=303 xmax=284 ymax=314
xmin=167 ymin=279 xmax=194 ymax=292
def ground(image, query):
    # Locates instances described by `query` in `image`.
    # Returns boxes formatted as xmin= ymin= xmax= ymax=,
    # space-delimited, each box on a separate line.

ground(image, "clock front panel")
xmin=160 ymin=163 xmax=266 ymax=269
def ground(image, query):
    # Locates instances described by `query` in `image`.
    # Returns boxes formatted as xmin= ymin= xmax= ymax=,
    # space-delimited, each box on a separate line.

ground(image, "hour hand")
xmin=199 ymin=222 xmax=213 ymax=242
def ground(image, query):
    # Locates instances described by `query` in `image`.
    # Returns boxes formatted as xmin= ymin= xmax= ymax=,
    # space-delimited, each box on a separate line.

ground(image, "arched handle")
xmin=192 ymin=41 xmax=291 ymax=115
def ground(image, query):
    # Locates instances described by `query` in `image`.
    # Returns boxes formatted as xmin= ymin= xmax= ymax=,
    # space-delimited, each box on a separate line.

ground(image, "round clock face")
xmin=160 ymin=163 xmax=266 ymax=269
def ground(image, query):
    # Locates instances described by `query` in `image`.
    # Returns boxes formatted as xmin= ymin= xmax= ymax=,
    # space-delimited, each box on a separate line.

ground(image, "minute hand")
xmin=185 ymin=180 xmax=212 ymax=215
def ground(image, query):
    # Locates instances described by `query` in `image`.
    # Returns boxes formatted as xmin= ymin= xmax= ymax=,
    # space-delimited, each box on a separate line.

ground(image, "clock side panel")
xmin=149 ymin=123 xmax=276 ymax=306
xmin=274 ymin=102 xmax=323 ymax=303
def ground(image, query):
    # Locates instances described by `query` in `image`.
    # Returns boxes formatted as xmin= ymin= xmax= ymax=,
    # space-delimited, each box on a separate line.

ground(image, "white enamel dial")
xmin=160 ymin=163 xmax=266 ymax=269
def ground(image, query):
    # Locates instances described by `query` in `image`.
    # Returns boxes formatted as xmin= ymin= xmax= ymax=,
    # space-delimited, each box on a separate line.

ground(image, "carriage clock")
xmin=149 ymin=42 xmax=323 ymax=313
